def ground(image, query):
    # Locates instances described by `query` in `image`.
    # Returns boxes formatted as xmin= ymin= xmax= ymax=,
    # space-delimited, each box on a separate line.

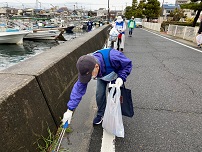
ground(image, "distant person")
xmin=196 ymin=15 xmax=202 ymax=48
xmin=128 ymin=16 xmax=136 ymax=37
xmin=99 ymin=20 xmax=103 ymax=27
xmin=114 ymin=16 xmax=126 ymax=52
xmin=87 ymin=20 xmax=93 ymax=32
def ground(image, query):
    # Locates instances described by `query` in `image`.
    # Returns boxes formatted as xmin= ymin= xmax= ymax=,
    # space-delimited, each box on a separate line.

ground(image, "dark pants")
xmin=129 ymin=28 xmax=133 ymax=35
xmin=96 ymin=79 xmax=108 ymax=116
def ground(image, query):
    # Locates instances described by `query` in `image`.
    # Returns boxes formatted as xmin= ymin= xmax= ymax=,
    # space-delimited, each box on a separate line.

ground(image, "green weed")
xmin=36 ymin=124 xmax=71 ymax=152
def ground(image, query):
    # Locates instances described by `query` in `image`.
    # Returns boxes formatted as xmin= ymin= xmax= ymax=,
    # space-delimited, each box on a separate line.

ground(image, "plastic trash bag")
xmin=102 ymin=85 xmax=124 ymax=138
xmin=109 ymin=27 xmax=119 ymax=42
xmin=196 ymin=34 xmax=202 ymax=45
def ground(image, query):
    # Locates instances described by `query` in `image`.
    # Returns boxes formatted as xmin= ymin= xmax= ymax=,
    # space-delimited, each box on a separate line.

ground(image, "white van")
xmin=134 ymin=18 xmax=142 ymax=28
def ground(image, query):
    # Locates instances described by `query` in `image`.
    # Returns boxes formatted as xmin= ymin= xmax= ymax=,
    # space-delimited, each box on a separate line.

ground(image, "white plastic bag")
xmin=196 ymin=34 xmax=202 ymax=45
xmin=102 ymin=85 xmax=124 ymax=138
xmin=109 ymin=27 xmax=119 ymax=42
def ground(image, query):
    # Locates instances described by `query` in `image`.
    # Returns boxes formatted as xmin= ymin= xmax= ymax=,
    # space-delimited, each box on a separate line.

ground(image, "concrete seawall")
xmin=0 ymin=25 xmax=110 ymax=152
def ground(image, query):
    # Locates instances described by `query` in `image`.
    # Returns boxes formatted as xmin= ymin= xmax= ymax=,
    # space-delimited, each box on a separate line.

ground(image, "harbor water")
xmin=0 ymin=31 xmax=85 ymax=71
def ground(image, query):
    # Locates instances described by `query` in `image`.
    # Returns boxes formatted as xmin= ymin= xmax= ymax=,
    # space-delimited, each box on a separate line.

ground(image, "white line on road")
xmin=101 ymin=129 xmax=115 ymax=152
xmin=143 ymin=29 xmax=202 ymax=53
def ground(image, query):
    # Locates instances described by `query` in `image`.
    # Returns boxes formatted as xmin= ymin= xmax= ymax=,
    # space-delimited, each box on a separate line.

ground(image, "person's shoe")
xmin=93 ymin=115 xmax=103 ymax=125
xmin=198 ymin=44 xmax=201 ymax=48
xmin=120 ymin=48 xmax=124 ymax=52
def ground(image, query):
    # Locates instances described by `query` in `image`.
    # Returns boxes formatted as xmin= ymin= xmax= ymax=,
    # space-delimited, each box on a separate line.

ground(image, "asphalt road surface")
xmin=61 ymin=28 xmax=202 ymax=152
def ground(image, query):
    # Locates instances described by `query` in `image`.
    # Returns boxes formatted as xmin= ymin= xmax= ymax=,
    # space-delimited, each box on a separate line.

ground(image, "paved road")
xmin=61 ymin=28 xmax=202 ymax=152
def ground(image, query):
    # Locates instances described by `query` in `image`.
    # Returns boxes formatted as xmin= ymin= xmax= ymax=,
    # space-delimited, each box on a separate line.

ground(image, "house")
xmin=175 ymin=0 xmax=196 ymax=19
xmin=0 ymin=7 xmax=18 ymax=17
xmin=97 ymin=8 xmax=107 ymax=17
xmin=161 ymin=3 xmax=180 ymax=19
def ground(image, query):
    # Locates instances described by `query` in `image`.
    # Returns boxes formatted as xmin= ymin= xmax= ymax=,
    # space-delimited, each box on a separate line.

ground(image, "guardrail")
xmin=167 ymin=24 xmax=199 ymax=43
xmin=142 ymin=22 xmax=161 ymax=32
xmin=143 ymin=21 xmax=199 ymax=43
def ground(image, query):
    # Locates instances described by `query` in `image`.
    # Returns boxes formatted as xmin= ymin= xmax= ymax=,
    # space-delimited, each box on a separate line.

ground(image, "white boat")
xmin=24 ymin=29 xmax=66 ymax=41
xmin=24 ymin=31 xmax=58 ymax=40
xmin=0 ymin=30 xmax=30 ymax=44
xmin=0 ymin=20 xmax=30 ymax=44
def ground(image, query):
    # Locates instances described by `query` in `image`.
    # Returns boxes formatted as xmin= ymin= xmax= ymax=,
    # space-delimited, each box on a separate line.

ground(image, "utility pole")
xmin=108 ymin=0 xmax=110 ymax=22
xmin=39 ymin=2 xmax=41 ymax=9
xmin=35 ymin=0 xmax=38 ymax=9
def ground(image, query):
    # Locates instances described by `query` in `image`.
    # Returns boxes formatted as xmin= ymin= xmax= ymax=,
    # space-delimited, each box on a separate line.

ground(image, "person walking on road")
xmin=114 ymin=16 xmax=126 ymax=52
xmin=128 ymin=16 xmax=136 ymax=37
xmin=196 ymin=15 xmax=202 ymax=48
xmin=61 ymin=48 xmax=132 ymax=125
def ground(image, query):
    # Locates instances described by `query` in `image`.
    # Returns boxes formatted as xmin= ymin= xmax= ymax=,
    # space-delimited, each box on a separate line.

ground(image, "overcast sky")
xmin=1 ymin=0 xmax=176 ymax=10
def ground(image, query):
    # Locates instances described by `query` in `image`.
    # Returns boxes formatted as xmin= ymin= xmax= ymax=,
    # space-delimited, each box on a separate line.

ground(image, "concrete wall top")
xmin=0 ymin=74 xmax=34 ymax=101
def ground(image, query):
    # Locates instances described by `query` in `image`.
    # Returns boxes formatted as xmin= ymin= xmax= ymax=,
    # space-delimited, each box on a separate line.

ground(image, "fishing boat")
xmin=64 ymin=25 xmax=75 ymax=33
xmin=0 ymin=28 xmax=30 ymax=44
xmin=24 ymin=29 xmax=66 ymax=41
xmin=0 ymin=19 xmax=32 ymax=44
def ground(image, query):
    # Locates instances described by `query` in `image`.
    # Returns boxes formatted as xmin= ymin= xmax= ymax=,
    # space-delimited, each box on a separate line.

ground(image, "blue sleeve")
xmin=110 ymin=49 xmax=132 ymax=82
xmin=67 ymin=79 xmax=88 ymax=110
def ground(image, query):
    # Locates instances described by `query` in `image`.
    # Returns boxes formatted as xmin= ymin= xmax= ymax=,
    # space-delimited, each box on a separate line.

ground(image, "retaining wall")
xmin=0 ymin=25 xmax=110 ymax=152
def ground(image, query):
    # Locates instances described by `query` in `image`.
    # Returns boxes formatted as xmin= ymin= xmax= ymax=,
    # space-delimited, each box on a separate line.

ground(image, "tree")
xmin=180 ymin=0 xmax=202 ymax=26
xmin=124 ymin=0 xmax=144 ymax=19
xmin=124 ymin=6 xmax=133 ymax=19
xmin=135 ymin=1 xmax=145 ymax=18
xmin=143 ymin=0 xmax=161 ymax=21
xmin=132 ymin=0 xmax=138 ymax=10
xmin=169 ymin=8 xmax=185 ymax=21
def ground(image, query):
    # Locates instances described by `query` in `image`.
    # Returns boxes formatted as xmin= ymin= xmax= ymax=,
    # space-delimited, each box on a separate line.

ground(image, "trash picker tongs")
xmin=53 ymin=121 xmax=68 ymax=152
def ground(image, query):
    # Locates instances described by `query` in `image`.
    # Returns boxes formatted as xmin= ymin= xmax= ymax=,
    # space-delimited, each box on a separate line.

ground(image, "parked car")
xmin=134 ymin=18 xmax=142 ymax=28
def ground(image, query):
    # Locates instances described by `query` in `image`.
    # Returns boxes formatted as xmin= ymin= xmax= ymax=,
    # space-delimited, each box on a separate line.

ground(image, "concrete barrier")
xmin=0 ymin=25 xmax=110 ymax=151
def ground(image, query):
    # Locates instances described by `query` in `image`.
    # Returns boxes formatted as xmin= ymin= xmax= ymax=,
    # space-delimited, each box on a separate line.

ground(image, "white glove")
xmin=62 ymin=109 xmax=73 ymax=125
xmin=115 ymin=78 xmax=123 ymax=87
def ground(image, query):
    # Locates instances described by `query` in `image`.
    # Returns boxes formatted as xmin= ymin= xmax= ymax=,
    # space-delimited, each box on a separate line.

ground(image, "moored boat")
xmin=64 ymin=25 xmax=75 ymax=33
xmin=0 ymin=30 xmax=30 ymax=44
xmin=24 ymin=29 xmax=66 ymax=41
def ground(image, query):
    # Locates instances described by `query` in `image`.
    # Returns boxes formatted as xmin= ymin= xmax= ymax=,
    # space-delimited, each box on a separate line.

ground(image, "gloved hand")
xmin=62 ymin=109 xmax=73 ymax=125
xmin=115 ymin=78 xmax=123 ymax=87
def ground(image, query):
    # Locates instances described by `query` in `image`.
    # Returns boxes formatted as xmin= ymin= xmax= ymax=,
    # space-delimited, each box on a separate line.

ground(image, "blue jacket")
xmin=67 ymin=49 xmax=132 ymax=110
